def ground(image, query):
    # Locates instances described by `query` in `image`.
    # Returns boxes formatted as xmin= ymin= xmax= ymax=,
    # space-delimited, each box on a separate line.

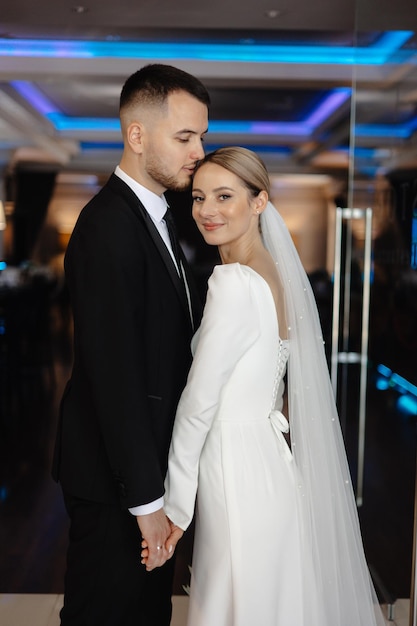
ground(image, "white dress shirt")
xmin=115 ymin=165 xmax=179 ymax=269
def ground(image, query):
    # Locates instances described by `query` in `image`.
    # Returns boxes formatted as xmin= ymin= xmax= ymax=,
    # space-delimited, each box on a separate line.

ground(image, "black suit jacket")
xmin=52 ymin=174 xmax=201 ymax=509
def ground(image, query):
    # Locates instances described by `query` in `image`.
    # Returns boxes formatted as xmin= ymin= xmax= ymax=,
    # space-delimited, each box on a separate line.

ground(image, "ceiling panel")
xmin=0 ymin=0 xmax=416 ymax=178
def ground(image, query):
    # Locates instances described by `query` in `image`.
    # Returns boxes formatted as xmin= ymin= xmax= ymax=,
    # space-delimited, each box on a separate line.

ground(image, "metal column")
xmin=330 ymin=207 xmax=373 ymax=506
xmin=410 ymin=454 xmax=417 ymax=626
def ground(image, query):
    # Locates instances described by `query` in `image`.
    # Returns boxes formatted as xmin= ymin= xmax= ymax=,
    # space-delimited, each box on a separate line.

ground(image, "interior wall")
xmin=270 ymin=174 xmax=337 ymax=274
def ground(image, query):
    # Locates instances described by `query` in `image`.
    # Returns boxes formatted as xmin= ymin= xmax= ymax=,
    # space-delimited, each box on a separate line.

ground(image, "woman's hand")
xmin=165 ymin=520 xmax=184 ymax=557
xmin=140 ymin=515 xmax=184 ymax=569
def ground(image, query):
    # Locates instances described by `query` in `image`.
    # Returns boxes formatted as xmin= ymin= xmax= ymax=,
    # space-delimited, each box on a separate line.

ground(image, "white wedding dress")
xmin=165 ymin=263 xmax=324 ymax=626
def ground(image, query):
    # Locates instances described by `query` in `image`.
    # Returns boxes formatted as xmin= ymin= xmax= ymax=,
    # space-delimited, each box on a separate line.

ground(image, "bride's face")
xmin=192 ymin=162 xmax=259 ymax=247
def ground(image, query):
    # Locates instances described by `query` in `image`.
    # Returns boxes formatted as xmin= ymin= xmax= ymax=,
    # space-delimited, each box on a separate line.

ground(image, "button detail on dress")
xmin=269 ymin=410 xmax=293 ymax=461
xmin=269 ymin=409 xmax=289 ymax=433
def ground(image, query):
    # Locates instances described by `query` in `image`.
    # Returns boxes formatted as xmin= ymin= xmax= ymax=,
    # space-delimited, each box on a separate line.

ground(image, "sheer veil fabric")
xmin=261 ymin=202 xmax=385 ymax=626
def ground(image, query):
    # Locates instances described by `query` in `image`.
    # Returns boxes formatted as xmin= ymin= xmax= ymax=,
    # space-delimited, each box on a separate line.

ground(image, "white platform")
xmin=0 ymin=594 xmax=409 ymax=625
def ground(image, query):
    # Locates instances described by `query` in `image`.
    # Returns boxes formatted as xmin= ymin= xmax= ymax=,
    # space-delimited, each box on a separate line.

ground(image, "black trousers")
xmin=60 ymin=492 xmax=176 ymax=626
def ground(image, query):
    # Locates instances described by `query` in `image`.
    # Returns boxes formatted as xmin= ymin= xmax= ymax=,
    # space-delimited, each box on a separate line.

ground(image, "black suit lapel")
xmin=107 ymin=174 xmax=193 ymax=328
xmin=181 ymin=253 xmax=203 ymax=330
xmin=141 ymin=209 xmax=192 ymax=320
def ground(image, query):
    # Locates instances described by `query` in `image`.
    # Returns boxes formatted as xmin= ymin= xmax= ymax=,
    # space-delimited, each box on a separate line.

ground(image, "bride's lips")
xmin=202 ymin=222 xmax=224 ymax=231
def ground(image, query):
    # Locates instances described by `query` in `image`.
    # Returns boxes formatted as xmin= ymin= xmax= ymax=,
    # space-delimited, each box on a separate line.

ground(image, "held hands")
xmin=139 ymin=512 xmax=184 ymax=571
xmin=165 ymin=519 xmax=184 ymax=556
xmin=136 ymin=508 xmax=171 ymax=571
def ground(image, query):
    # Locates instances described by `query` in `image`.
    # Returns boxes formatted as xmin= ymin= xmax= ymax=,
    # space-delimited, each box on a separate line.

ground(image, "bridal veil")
xmin=261 ymin=201 xmax=385 ymax=626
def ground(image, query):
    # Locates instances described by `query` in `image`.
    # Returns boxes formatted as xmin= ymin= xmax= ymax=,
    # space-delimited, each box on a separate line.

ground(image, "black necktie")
xmin=164 ymin=208 xmax=184 ymax=280
xmin=164 ymin=208 xmax=195 ymax=330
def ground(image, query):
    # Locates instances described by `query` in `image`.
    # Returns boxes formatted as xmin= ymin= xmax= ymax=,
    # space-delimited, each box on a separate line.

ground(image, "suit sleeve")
xmin=164 ymin=264 xmax=260 ymax=529
xmin=66 ymin=200 xmax=163 ymax=507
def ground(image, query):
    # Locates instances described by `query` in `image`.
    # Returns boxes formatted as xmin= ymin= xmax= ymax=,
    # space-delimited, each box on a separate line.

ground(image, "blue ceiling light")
xmin=375 ymin=363 xmax=417 ymax=397
xmin=10 ymin=75 xmax=415 ymax=142
xmin=375 ymin=364 xmax=417 ymax=416
xmin=10 ymin=80 xmax=121 ymax=131
xmin=305 ymin=89 xmax=351 ymax=127
xmin=397 ymin=394 xmax=417 ymax=416
xmin=356 ymin=115 xmax=417 ymax=139
xmin=11 ymin=80 xmax=351 ymax=137
xmin=0 ymin=31 xmax=414 ymax=65
xmin=390 ymin=372 xmax=417 ymax=398
xmin=9 ymin=80 xmax=57 ymax=116
xmin=376 ymin=363 xmax=393 ymax=378
xmin=48 ymin=112 xmax=122 ymax=132
xmin=208 ymin=120 xmax=307 ymax=136
xmin=375 ymin=376 xmax=390 ymax=391
xmin=7 ymin=30 xmax=414 ymax=146
xmin=210 ymin=88 xmax=350 ymax=136
xmin=79 ymin=142 xmax=293 ymax=156
xmin=81 ymin=141 xmax=123 ymax=150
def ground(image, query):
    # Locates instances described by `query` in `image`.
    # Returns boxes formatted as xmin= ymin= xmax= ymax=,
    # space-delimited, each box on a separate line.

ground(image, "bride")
xmin=144 ymin=146 xmax=386 ymax=626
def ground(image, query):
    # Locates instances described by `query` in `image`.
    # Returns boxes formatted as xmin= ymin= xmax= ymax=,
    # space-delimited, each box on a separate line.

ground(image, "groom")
xmin=52 ymin=64 xmax=210 ymax=625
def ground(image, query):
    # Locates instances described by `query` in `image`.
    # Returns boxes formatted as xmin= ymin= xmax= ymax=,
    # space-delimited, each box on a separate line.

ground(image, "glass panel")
xmin=349 ymin=17 xmax=417 ymax=613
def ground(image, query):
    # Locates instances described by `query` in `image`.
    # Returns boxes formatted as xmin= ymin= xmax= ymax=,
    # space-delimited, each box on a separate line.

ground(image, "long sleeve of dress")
xmin=164 ymin=264 xmax=260 ymax=530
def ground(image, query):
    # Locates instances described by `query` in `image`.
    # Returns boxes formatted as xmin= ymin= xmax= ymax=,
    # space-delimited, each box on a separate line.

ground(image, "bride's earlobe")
xmin=254 ymin=190 xmax=268 ymax=215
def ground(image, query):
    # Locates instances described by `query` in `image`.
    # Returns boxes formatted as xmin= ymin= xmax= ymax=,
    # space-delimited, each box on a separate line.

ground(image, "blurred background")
xmin=0 ymin=0 xmax=417 ymax=618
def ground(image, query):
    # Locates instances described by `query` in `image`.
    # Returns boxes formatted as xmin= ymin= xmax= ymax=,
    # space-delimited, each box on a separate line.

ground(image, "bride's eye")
xmin=219 ymin=194 xmax=231 ymax=201
xmin=192 ymin=195 xmax=204 ymax=203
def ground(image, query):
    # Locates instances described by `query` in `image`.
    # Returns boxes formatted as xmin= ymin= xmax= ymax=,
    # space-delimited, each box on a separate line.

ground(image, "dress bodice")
xmin=165 ymin=262 xmax=292 ymax=530
xmin=190 ymin=263 xmax=289 ymax=424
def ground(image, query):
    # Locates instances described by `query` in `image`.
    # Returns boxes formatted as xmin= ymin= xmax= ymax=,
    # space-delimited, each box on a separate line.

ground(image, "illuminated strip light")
xmin=390 ymin=372 xmax=417 ymax=397
xmin=397 ymin=395 xmax=417 ymax=415
xmin=0 ymin=31 xmax=413 ymax=65
xmin=376 ymin=363 xmax=417 ymax=396
xmin=12 ymin=79 xmax=417 ymax=141
xmin=48 ymin=112 xmax=122 ymax=132
xmin=10 ymin=81 xmax=351 ymax=136
xmin=54 ymin=115 xmax=308 ymax=135
xmin=9 ymin=80 xmax=57 ymax=116
xmin=79 ymin=141 xmax=293 ymax=156
xmin=375 ymin=363 xmax=417 ymax=415
xmin=356 ymin=117 xmax=417 ymax=139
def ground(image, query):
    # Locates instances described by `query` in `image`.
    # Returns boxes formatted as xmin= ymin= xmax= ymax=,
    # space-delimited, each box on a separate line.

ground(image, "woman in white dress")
xmin=143 ymin=147 xmax=386 ymax=626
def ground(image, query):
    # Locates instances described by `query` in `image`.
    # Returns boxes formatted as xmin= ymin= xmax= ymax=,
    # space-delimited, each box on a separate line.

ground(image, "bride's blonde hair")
xmin=195 ymin=146 xmax=270 ymax=197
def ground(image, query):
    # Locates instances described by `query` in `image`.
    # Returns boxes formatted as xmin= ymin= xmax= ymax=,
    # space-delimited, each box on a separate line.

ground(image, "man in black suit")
xmin=52 ymin=64 xmax=210 ymax=625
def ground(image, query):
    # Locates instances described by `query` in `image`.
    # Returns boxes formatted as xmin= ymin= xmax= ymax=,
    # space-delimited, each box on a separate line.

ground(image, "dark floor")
xmin=0 ymin=280 xmax=415 ymax=602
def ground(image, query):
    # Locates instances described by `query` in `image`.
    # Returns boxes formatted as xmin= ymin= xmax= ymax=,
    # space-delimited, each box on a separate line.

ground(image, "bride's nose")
xmin=198 ymin=200 xmax=217 ymax=218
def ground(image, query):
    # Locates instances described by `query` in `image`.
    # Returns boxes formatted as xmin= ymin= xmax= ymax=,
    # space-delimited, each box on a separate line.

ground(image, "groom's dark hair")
xmin=120 ymin=63 xmax=210 ymax=113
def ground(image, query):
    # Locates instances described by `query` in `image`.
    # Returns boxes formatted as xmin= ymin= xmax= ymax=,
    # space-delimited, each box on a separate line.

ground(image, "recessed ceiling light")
xmin=71 ymin=5 xmax=88 ymax=13
xmin=264 ymin=9 xmax=281 ymax=18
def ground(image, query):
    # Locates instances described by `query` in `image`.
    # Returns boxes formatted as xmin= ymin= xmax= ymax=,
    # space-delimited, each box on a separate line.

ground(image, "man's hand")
xmin=137 ymin=508 xmax=171 ymax=571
